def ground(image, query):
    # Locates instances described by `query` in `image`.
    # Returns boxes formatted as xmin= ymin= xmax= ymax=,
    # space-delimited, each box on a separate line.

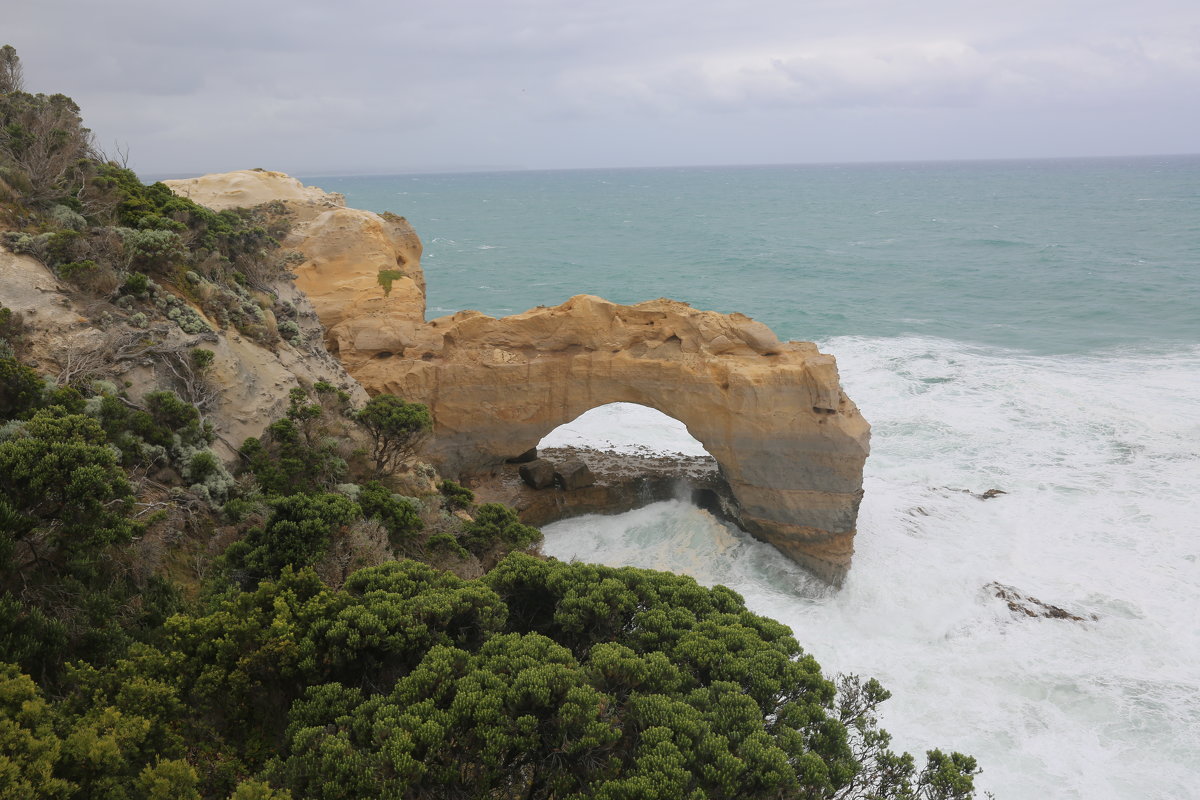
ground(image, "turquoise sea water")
xmin=308 ymin=156 xmax=1200 ymax=354
xmin=303 ymin=158 xmax=1200 ymax=799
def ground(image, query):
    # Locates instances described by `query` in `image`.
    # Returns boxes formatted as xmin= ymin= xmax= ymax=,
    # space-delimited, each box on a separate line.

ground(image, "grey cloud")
xmin=6 ymin=0 xmax=1198 ymax=174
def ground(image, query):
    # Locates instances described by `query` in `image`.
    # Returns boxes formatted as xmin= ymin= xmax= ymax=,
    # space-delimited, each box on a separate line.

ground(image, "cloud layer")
xmin=9 ymin=0 xmax=1198 ymax=173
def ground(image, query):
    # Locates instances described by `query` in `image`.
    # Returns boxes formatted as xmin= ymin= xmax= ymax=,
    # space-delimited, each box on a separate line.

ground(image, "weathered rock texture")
xmin=352 ymin=296 xmax=870 ymax=581
xmin=163 ymin=171 xmax=426 ymax=355
xmin=164 ymin=169 xmax=344 ymax=215
xmin=169 ymin=171 xmax=871 ymax=582
xmin=0 ymin=244 xmax=365 ymax=458
xmin=475 ymin=446 xmax=733 ymax=529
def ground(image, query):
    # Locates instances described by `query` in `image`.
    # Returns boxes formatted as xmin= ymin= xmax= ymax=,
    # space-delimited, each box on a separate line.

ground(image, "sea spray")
xmin=541 ymin=336 xmax=1200 ymax=799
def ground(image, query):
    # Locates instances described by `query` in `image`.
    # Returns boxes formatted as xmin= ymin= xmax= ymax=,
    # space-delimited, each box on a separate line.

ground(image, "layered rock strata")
xmin=169 ymin=171 xmax=871 ymax=582
xmin=352 ymin=295 xmax=870 ymax=581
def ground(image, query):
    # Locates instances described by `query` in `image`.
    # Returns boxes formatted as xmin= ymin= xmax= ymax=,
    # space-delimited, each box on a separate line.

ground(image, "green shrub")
xmin=437 ymin=478 xmax=474 ymax=511
xmin=0 ymin=355 xmax=43 ymax=419
xmin=190 ymin=348 xmax=214 ymax=371
xmin=459 ymin=502 xmax=541 ymax=557
xmin=56 ymin=258 xmax=97 ymax=283
xmin=226 ymin=493 xmax=361 ymax=584
xmin=121 ymin=271 xmax=150 ymax=296
xmin=355 ymin=394 xmax=432 ymax=474
xmin=357 ymin=481 xmax=422 ymax=546
xmin=118 ymin=227 xmax=186 ymax=275
xmin=376 ymin=268 xmax=404 ymax=296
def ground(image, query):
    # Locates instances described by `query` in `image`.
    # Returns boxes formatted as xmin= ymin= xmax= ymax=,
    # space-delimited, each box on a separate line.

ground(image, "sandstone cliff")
xmin=167 ymin=171 xmax=871 ymax=582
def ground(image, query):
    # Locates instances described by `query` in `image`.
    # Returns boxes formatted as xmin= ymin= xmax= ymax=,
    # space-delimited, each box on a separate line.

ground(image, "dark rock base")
xmin=470 ymin=446 xmax=739 ymax=530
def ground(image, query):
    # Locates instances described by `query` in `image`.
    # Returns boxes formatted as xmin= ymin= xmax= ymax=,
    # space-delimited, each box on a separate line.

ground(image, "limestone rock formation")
xmin=163 ymin=170 xmax=427 ymax=354
xmin=352 ymin=295 xmax=870 ymax=581
xmin=169 ymin=171 xmax=871 ymax=583
xmin=163 ymin=169 xmax=344 ymax=215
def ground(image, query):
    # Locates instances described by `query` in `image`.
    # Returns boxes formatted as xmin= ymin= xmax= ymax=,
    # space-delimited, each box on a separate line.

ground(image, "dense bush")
xmin=438 ymin=477 xmax=475 ymax=510
xmin=0 ymin=353 xmax=43 ymax=418
xmin=357 ymin=480 xmax=423 ymax=547
xmin=461 ymin=502 xmax=543 ymax=559
xmin=239 ymin=388 xmax=351 ymax=496
xmin=354 ymin=393 xmax=432 ymax=474
xmin=77 ymin=555 xmax=974 ymax=800
xmin=223 ymin=492 xmax=362 ymax=585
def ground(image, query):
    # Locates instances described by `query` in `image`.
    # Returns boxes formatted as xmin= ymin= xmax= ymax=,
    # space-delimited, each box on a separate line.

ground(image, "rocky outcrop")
xmin=163 ymin=170 xmax=427 ymax=356
xmin=476 ymin=446 xmax=733 ymax=529
xmin=986 ymin=582 xmax=1097 ymax=622
xmin=168 ymin=171 xmax=871 ymax=583
xmin=519 ymin=459 xmax=556 ymax=489
xmin=163 ymin=169 xmax=345 ymax=216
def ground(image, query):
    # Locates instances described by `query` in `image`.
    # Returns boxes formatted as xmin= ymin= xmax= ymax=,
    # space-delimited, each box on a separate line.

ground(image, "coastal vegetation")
xmin=0 ymin=46 xmax=981 ymax=799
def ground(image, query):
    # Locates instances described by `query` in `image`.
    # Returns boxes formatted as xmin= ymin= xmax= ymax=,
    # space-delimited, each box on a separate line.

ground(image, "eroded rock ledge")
xmin=473 ymin=446 xmax=736 ymax=529
xmin=169 ymin=171 xmax=871 ymax=583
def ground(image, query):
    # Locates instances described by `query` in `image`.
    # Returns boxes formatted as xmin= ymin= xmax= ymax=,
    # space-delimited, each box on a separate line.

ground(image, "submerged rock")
xmin=986 ymin=581 xmax=1097 ymax=622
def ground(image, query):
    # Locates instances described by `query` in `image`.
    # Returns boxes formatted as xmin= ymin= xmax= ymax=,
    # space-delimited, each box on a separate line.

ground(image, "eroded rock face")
xmin=170 ymin=171 xmax=871 ymax=583
xmin=163 ymin=170 xmax=427 ymax=356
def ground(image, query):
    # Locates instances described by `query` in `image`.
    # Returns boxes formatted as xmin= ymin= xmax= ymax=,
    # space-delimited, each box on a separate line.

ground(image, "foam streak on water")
xmin=541 ymin=336 xmax=1200 ymax=799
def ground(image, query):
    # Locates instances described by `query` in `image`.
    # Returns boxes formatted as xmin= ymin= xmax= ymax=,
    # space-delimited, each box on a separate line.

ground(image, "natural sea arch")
xmin=355 ymin=296 xmax=871 ymax=582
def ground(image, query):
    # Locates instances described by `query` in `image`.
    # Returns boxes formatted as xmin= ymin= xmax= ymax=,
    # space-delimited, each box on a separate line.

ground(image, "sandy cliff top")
xmin=163 ymin=169 xmax=345 ymax=212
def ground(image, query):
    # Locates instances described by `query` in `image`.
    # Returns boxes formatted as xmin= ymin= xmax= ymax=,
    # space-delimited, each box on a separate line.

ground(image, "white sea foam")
xmin=540 ymin=336 xmax=1200 ymax=799
xmin=538 ymin=402 xmax=708 ymax=457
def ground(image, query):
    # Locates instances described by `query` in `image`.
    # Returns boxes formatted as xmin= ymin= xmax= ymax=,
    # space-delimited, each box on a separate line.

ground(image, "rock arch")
xmin=351 ymin=295 xmax=871 ymax=582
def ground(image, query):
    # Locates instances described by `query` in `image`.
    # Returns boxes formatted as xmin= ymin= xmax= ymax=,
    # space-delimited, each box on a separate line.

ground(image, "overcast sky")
xmin=8 ymin=0 xmax=1199 ymax=175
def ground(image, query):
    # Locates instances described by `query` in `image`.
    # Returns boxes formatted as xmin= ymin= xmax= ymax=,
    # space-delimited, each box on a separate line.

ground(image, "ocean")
xmin=304 ymin=156 xmax=1200 ymax=799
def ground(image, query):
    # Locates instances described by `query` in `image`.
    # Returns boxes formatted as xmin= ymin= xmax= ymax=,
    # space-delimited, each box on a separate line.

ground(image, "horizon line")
xmin=143 ymin=151 xmax=1200 ymax=183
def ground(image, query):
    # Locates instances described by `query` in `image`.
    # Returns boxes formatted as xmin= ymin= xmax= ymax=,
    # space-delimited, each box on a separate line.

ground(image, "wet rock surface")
xmin=554 ymin=460 xmax=596 ymax=490
xmin=472 ymin=446 xmax=737 ymax=529
xmin=986 ymin=581 xmax=1097 ymax=622
xmin=518 ymin=458 xmax=556 ymax=489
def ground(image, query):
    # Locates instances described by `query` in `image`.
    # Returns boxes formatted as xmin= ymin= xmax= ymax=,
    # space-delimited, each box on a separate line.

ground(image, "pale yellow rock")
xmin=290 ymin=207 xmax=425 ymax=354
xmin=168 ymin=171 xmax=871 ymax=582
xmin=165 ymin=169 xmax=426 ymax=361
xmin=162 ymin=169 xmax=344 ymax=218
xmin=351 ymin=295 xmax=871 ymax=582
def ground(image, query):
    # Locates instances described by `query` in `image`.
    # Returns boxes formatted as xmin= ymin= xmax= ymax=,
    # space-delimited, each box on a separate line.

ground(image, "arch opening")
xmin=470 ymin=402 xmax=740 ymax=534
xmin=536 ymin=402 xmax=709 ymax=460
